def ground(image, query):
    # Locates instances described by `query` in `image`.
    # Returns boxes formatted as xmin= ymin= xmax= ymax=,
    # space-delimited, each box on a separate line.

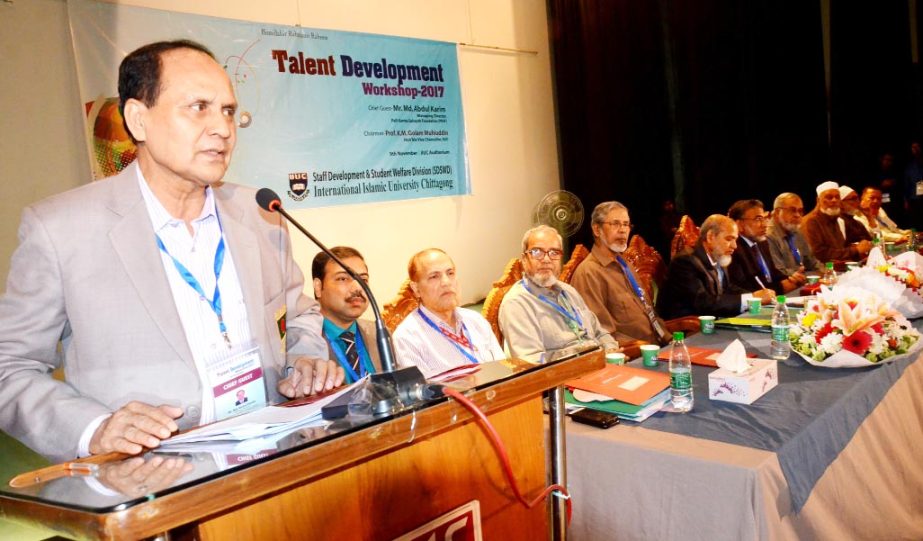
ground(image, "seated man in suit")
xmin=571 ymin=201 xmax=672 ymax=345
xmin=801 ymin=181 xmax=872 ymax=264
xmin=393 ymin=248 xmax=504 ymax=378
xmin=726 ymin=199 xmax=806 ymax=293
xmin=657 ymin=215 xmax=774 ymax=319
xmin=765 ymin=192 xmax=823 ymax=276
xmin=0 ymin=40 xmax=341 ymax=463
xmin=500 ymin=225 xmax=619 ymax=362
xmin=312 ymin=247 xmax=382 ymax=383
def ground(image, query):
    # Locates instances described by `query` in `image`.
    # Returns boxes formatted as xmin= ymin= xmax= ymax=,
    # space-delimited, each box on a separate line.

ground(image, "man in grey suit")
xmin=312 ymin=247 xmax=382 ymax=383
xmin=0 ymin=40 xmax=343 ymax=463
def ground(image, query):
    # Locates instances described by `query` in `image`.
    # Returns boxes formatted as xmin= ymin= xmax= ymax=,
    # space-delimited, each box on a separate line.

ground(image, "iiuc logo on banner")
xmin=288 ymin=172 xmax=309 ymax=201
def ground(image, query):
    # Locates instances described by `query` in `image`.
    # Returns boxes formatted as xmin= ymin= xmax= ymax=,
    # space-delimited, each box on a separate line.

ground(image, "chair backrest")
xmin=558 ymin=244 xmax=590 ymax=284
xmin=381 ymin=279 xmax=417 ymax=332
xmin=623 ymin=234 xmax=667 ymax=304
xmin=481 ymin=257 xmax=524 ymax=344
xmin=670 ymin=215 xmax=699 ymax=259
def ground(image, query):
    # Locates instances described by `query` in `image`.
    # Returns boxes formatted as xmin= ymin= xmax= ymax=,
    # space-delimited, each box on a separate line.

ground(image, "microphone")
xmin=256 ymin=187 xmax=399 ymax=374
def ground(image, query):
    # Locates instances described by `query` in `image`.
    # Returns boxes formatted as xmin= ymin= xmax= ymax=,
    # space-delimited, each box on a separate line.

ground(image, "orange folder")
xmin=566 ymin=364 xmax=670 ymax=406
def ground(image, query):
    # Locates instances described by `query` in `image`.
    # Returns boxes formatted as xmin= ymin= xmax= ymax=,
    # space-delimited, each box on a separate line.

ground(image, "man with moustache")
xmin=312 ymin=247 xmax=382 ymax=383
xmin=499 ymin=225 xmax=618 ymax=363
xmin=765 ymin=192 xmax=822 ymax=276
xmin=0 ymin=40 xmax=341 ymax=463
xmin=393 ymin=248 xmax=504 ymax=378
xmin=856 ymin=186 xmax=909 ymax=242
xmin=726 ymin=199 xmax=806 ymax=293
xmin=801 ymin=181 xmax=872 ymax=263
xmin=657 ymin=215 xmax=774 ymax=319
xmin=571 ymin=201 xmax=672 ymax=345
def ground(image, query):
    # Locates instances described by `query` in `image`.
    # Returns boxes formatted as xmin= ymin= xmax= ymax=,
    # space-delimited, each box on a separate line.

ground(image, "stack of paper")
xmin=565 ymin=364 xmax=671 ymax=422
xmin=566 ymin=389 xmax=670 ymax=422
xmin=161 ymin=384 xmax=351 ymax=447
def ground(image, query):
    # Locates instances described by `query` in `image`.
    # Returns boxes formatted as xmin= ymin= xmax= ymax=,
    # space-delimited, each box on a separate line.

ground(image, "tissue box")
xmin=707 ymin=359 xmax=778 ymax=404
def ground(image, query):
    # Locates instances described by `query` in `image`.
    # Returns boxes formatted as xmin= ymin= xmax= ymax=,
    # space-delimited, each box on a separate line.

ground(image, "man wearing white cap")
xmin=837 ymin=185 xmax=873 ymax=245
xmin=801 ymin=181 xmax=872 ymax=263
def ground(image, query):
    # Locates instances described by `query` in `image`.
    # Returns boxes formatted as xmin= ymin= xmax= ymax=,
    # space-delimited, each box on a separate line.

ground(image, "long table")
xmin=565 ymin=324 xmax=923 ymax=540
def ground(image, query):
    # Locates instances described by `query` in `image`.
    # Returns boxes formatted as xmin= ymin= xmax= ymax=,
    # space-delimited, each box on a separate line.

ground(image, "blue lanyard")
xmin=326 ymin=330 xmax=371 ymax=383
xmin=615 ymin=255 xmax=645 ymax=302
xmin=520 ymin=279 xmax=585 ymax=331
xmin=155 ymin=226 xmax=230 ymax=347
xmin=415 ymin=308 xmax=480 ymax=365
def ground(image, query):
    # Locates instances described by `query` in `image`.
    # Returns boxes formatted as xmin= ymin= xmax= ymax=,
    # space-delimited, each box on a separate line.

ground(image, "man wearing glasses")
xmin=571 ymin=201 xmax=672 ymax=345
xmin=765 ymin=193 xmax=823 ymax=276
xmin=499 ymin=225 xmax=619 ymax=363
xmin=727 ymin=199 xmax=806 ymax=294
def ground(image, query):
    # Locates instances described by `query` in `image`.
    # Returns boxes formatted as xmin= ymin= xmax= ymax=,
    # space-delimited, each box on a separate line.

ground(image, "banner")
xmin=69 ymin=0 xmax=469 ymax=207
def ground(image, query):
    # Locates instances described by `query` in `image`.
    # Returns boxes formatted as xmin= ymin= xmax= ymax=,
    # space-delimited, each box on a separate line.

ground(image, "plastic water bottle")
xmin=669 ymin=331 xmax=693 ymax=412
xmin=820 ymin=262 xmax=837 ymax=286
xmin=771 ymin=295 xmax=791 ymax=360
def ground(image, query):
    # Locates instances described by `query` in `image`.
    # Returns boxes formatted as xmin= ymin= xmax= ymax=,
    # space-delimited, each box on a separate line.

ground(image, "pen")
xmin=754 ymin=275 xmax=767 ymax=290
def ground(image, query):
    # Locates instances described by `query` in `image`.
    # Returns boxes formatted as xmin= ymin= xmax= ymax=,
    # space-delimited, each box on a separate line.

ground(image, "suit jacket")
xmin=571 ymin=243 xmax=668 ymax=344
xmin=656 ymin=245 xmax=748 ymax=319
xmin=324 ymin=318 xmax=383 ymax=376
xmin=726 ymin=237 xmax=788 ymax=293
xmin=0 ymin=163 xmax=327 ymax=461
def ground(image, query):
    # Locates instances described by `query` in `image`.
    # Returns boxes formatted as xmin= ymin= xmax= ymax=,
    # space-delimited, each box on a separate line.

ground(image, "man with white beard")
xmin=801 ymin=181 xmax=872 ymax=263
xmin=657 ymin=215 xmax=774 ymax=319
xmin=765 ymin=192 xmax=823 ymax=276
xmin=499 ymin=225 xmax=619 ymax=363
xmin=571 ymin=201 xmax=672 ymax=345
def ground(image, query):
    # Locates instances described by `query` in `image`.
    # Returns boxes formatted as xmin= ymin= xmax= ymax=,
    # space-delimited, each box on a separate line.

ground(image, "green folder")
xmin=565 ymin=389 xmax=669 ymax=419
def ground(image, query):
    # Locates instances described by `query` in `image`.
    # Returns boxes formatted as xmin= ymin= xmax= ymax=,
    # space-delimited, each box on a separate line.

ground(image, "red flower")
xmin=843 ymin=331 xmax=873 ymax=355
xmin=815 ymin=322 xmax=834 ymax=342
xmin=871 ymin=323 xmax=884 ymax=335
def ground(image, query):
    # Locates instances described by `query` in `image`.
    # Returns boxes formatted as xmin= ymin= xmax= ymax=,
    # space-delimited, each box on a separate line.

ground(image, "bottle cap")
xmin=777 ymin=295 xmax=786 ymax=303
xmin=826 ymin=262 xmax=834 ymax=269
xmin=673 ymin=331 xmax=684 ymax=341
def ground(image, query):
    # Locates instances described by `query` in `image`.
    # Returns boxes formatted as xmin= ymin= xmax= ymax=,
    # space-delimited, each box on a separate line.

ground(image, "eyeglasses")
xmin=777 ymin=206 xmax=804 ymax=215
xmin=600 ymin=220 xmax=633 ymax=230
xmin=741 ymin=215 xmax=769 ymax=224
xmin=525 ymin=248 xmax=563 ymax=260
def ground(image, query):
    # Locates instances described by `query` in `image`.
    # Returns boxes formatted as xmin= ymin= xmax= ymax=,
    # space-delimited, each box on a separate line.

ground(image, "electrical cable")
xmin=442 ymin=387 xmax=573 ymax=525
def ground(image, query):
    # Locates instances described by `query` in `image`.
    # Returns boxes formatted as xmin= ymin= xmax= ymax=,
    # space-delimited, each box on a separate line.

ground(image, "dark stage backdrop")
xmin=549 ymin=0 xmax=922 ymax=259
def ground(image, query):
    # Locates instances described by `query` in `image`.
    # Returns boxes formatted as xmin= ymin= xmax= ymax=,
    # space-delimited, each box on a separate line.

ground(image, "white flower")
xmin=819 ymin=332 xmax=843 ymax=355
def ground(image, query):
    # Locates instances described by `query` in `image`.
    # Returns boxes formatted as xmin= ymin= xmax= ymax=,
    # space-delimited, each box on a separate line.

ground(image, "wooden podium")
xmin=0 ymin=350 xmax=602 ymax=540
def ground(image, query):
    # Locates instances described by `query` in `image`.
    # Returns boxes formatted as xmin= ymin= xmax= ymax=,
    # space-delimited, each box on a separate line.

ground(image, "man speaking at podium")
xmin=0 ymin=40 xmax=342 ymax=463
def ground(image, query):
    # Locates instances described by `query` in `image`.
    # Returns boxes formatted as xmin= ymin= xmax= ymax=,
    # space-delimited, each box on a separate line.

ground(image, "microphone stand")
xmin=256 ymin=190 xmax=430 ymax=417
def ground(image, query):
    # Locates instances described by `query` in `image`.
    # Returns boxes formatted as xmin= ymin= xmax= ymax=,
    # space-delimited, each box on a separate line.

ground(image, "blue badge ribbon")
xmin=156 ymin=230 xmax=229 ymax=347
xmin=416 ymin=308 xmax=480 ymax=365
xmin=615 ymin=255 xmax=645 ymax=302
xmin=326 ymin=329 xmax=372 ymax=383
xmin=520 ymin=278 xmax=585 ymax=336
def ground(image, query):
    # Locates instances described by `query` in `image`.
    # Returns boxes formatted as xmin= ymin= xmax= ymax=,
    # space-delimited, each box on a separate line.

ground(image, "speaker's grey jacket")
xmin=0 ymin=163 xmax=327 ymax=462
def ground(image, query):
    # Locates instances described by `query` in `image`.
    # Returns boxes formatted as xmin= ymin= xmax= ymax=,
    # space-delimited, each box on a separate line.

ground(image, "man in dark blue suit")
xmin=726 ymin=199 xmax=806 ymax=294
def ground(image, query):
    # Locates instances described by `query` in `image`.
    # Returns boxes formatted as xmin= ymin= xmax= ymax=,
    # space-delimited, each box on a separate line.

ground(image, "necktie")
xmin=785 ymin=234 xmax=802 ymax=265
xmin=339 ymin=330 xmax=360 ymax=372
xmin=714 ymin=266 xmax=724 ymax=294
xmin=751 ymin=244 xmax=771 ymax=282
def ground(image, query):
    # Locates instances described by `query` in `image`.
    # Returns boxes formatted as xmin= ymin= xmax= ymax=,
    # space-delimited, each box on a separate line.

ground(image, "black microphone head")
xmin=256 ymin=188 xmax=282 ymax=211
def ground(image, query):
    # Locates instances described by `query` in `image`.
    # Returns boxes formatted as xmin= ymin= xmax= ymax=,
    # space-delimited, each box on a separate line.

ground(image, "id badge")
xmin=206 ymin=346 xmax=267 ymax=421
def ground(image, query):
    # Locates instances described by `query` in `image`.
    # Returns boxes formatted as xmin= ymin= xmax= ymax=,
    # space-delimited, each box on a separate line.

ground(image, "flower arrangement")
xmin=875 ymin=264 xmax=921 ymax=292
xmin=789 ymin=285 xmax=921 ymax=368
